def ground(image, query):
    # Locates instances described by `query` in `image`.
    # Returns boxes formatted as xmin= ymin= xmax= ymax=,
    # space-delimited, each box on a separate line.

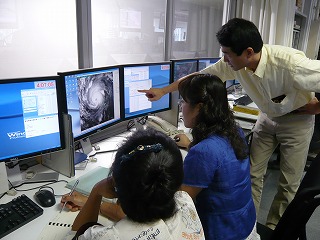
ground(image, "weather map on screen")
xmin=60 ymin=66 xmax=122 ymax=141
xmin=171 ymin=59 xmax=198 ymax=81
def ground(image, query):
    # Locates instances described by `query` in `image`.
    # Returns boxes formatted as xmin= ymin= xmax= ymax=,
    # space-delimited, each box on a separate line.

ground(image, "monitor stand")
xmin=42 ymin=113 xmax=75 ymax=177
xmin=5 ymin=160 xmax=59 ymax=186
xmin=0 ymin=162 xmax=9 ymax=195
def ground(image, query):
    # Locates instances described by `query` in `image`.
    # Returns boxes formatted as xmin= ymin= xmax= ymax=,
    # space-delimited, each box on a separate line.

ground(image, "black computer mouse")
xmin=34 ymin=189 xmax=56 ymax=207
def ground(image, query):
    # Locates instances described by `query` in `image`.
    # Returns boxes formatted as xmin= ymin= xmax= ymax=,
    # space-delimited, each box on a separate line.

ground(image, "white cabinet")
xmin=306 ymin=18 xmax=320 ymax=59
xmin=293 ymin=0 xmax=311 ymax=52
xmin=305 ymin=0 xmax=320 ymax=59
xmin=294 ymin=0 xmax=320 ymax=59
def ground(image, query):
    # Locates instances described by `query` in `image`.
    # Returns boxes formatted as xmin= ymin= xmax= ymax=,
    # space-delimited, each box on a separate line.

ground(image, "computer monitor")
xmin=59 ymin=66 xmax=122 ymax=144
xmin=123 ymin=62 xmax=171 ymax=120
xmin=197 ymin=57 xmax=220 ymax=71
xmin=0 ymin=76 xmax=64 ymax=162
xmin=225 ymin=79 xmax=241 ymax=94
xmin=171 ymin=59 xmax=198 ymax=81
xmin=226 ymin=79 xmax=235 ymax=89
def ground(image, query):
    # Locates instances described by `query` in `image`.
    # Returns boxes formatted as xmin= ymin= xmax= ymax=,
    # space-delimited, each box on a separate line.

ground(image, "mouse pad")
xmin=66 ymin=166 xmax=110 ymax=196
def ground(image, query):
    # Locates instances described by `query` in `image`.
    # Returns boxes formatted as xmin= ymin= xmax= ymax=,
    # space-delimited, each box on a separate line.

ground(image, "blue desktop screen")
xmin=0 ymin=77 xmax=63 ymax=161
xmin=123 ymin=63 xmax=171 ymax=119
xmin=61 ymin=67 xmax=122 ymax=140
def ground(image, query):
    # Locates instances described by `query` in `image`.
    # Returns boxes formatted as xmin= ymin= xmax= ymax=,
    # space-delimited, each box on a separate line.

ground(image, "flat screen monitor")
xmin=197 ymin=57 xmax=220 ymax=71
xmin=0 ymin=76 xmax=64 ymax=162
xmin=59 ymin=66 xmax=122 ymax=142
xmin=226 ymin=79 xmax=235 ymax=89
xmin=123 ymin=62 xmax=171 ymax=120
xmin=171 ymin=59 xmax=198 ymax=81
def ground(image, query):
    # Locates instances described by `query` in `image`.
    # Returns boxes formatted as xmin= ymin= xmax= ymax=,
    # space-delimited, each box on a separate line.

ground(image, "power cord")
xmin=127 ymin=116 xmax=148 ymax=130
xmin=0 ymin=179 xmax=69 ymax=200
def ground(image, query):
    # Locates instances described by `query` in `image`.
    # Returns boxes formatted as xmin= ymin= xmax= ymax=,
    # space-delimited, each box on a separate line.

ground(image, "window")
xmin=170 ymin=0 xmax=224 ymax=59
xmin=0 ymin=0 xmax=77 ymax=78
xmin=0 ymin=0 xmax=226 ymax=78
xmin=91 ymin=0 xmax=167 ymax=67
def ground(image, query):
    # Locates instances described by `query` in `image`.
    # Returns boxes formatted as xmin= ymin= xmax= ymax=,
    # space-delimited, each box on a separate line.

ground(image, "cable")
xmin=5 ymin=160 xmax=20 ymax=169
xmin=127 ymin=116 xmax=149 ymax=131
xmin=0 ymin=191 xmax=7 ymax=200
xmin=127 ymin=120 xmax=135 ymax=130
xmin=7 ymin=179 xmax=68 ymax=194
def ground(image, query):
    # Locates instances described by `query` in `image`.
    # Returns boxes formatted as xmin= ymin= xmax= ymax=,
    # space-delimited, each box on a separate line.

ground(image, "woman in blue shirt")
xmin=175 ymin=74 xmax=259 ymax=240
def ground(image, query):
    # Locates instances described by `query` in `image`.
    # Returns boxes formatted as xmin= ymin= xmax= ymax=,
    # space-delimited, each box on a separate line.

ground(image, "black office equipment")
xmin=0 ymin=194 xmax=43 ymax=238
xmin=34 ymin=190 xmax=56 ymax=208
xmin=234 ymin=95 xmax=253 ymax=106
xmin=257 ymin=152 xmax=320 ymax=240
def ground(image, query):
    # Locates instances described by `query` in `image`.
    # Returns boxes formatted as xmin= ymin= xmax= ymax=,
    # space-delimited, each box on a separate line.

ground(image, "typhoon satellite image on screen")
xmin=77 ymin=72 xmax=115 ymax=131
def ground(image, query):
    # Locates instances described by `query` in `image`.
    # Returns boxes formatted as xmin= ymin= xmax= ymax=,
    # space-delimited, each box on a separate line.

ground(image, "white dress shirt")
xmin=202 ymin=44 xmax=320 ymax=117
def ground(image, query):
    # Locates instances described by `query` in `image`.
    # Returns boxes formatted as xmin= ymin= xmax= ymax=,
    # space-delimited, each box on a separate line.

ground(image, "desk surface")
xmin=228 ymin=97 xmax=259 ymax=122
xmin=0 ymin=132 xmax=188 ymax=240
xmin=0 ymin=133 xmax=126 ymax=240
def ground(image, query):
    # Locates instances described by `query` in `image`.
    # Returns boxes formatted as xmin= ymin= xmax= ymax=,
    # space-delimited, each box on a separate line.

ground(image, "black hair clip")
xmin=120 ymin=143 xmax=163 ymax=163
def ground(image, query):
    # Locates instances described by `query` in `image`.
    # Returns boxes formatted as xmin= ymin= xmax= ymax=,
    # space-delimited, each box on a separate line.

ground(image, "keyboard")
xmin=234 ymin=95 xmax=253 ymax=106
xmin=0 ymin=194 xmax=43 ymax=238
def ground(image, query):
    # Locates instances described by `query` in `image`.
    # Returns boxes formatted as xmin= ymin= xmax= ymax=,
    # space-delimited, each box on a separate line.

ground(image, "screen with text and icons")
xmin=0 ymin=76 xmax=64 ymax=162
xmin=123 ymin=62 xmax=171 ymax=120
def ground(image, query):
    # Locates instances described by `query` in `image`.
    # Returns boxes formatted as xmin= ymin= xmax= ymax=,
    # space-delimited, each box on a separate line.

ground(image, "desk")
xmin=228 ymin=99 xmax=258 ymax=132
xmin=0 ymin=131 xmax=188 ymax=240
xmin=0 ymin=133 xmax=126 ymax=240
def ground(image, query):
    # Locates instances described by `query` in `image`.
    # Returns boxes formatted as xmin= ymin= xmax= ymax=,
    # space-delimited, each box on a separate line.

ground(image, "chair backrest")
xmin=270 ymin=153 xmax=320 ymax=240
xmin=309 ymin=92 xmax=320 ymax=152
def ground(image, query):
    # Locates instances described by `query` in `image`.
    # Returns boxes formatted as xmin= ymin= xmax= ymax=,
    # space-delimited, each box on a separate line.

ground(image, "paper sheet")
xmin=37 ymin=211 xmax=114 ymax=240
xmin=66 ymin=166 xmax=110 ymax=196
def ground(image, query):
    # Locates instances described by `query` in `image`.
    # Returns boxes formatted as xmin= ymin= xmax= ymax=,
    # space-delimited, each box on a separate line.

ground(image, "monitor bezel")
xmin=122 ymin=61 xmax=172 ymax=120
xmin=58 ymin=65 xmax=124 ymax=142
xmin=0 ymin=75 xmax=65 ymax=162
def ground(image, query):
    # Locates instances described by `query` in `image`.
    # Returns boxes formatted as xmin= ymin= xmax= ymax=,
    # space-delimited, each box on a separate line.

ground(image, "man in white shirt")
xmin=138 ymin=18 xmax=320 ymax=229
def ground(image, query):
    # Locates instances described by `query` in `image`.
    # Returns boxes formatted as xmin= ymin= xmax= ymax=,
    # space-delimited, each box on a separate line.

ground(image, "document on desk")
xmin=37 ymin=211 xmax=113 ymax=240
xmin=66 ymin=166 xmax=110 ymax=196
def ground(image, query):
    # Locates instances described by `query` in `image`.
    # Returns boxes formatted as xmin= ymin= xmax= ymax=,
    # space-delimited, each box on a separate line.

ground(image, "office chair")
xmin=308 ymin=93 xmax=320 ymax=154
xmin=257 ymin=152 xmax=320 ymax=240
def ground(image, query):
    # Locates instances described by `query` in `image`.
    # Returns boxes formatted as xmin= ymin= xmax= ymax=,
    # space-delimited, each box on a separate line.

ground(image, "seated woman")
xmin=175 ymin=73 xmax=259 ymax=240
xmin=63 ymin=128 xmax=204 ymax=240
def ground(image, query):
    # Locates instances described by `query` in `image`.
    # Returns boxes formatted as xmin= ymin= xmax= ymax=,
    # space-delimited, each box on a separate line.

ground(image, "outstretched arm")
xmin=138 ymin=72 xmax=199 ymax=101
